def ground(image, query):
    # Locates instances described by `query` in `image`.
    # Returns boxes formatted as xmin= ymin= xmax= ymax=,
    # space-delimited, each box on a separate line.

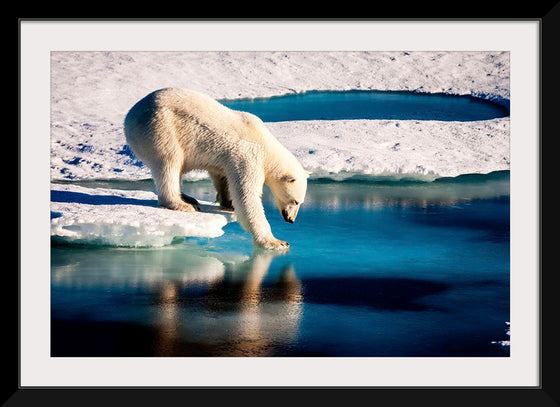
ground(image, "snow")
xmin=50 ymin=51 xmax=510 ymax=246
xmin=269 ymin=118 xmax=509 ymax=180
xmin=50 ymin=51 xmax=509 ymax=181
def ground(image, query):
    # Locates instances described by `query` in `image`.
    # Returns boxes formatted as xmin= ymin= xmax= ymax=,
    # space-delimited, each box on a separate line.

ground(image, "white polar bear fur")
xmin=124 ymin=88 xmax=308 ymax=250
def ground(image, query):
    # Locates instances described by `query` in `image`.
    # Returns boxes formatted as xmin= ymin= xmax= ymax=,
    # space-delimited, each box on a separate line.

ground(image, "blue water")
xmin=51 ymin=172 xmax=510 ymax=357
xmin=219 ymin=90 xmax=510 ymax=122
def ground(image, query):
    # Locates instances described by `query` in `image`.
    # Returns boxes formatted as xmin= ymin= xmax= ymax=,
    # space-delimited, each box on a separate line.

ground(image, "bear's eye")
xmin=293 ymin=200 xmax=299 ymax=205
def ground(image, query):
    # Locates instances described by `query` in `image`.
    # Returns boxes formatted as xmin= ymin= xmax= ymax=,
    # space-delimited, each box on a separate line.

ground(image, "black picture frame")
xmin=14 ymin=10 xmax=551 ymax=406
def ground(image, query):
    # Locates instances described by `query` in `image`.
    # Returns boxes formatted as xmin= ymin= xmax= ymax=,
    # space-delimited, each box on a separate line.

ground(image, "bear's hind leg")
xmin=210 ymin=172 xmax=234 ymax=211
xmin=153 ymin=162 xmax=199 ymax=212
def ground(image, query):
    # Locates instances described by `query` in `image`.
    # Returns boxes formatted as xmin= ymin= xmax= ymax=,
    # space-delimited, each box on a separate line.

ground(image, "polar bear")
xmin=124 ymin=88 xmax=308 ymax=250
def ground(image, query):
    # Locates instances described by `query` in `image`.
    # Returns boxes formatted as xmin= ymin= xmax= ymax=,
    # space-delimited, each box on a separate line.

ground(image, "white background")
xmin=20 ymin=20 xmax=540 ymax=387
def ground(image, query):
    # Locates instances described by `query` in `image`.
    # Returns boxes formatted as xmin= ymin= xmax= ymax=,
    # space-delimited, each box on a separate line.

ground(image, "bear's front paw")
xmin=257 ymin=237 xmax=290 ymax=251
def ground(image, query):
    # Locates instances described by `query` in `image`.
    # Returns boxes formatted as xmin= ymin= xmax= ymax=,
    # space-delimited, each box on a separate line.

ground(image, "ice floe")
xmin=51 ymin=183 xmax=234 ymax=247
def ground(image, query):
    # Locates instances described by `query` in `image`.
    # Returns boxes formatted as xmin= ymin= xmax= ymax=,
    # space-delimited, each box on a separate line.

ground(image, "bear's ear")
xmin=281 ymin=175 xmax=297 ymax=183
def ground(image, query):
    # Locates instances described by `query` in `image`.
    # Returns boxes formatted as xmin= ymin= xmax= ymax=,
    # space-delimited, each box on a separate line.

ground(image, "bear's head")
xmin=268 ymin=172 xmax=308 ymax=224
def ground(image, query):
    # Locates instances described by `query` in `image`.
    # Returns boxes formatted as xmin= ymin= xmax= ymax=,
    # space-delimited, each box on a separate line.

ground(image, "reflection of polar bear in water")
xmin=124 ymin=88 xmax=308 ymax=250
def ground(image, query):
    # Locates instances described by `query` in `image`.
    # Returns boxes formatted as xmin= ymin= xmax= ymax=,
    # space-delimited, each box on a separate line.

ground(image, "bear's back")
xmin=124 ymin=88 xmax=280 ymax=161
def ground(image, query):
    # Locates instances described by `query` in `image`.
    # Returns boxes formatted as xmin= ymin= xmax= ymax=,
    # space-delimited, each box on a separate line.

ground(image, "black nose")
xmin=282 ymin=210 xmax=294 ymax=223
